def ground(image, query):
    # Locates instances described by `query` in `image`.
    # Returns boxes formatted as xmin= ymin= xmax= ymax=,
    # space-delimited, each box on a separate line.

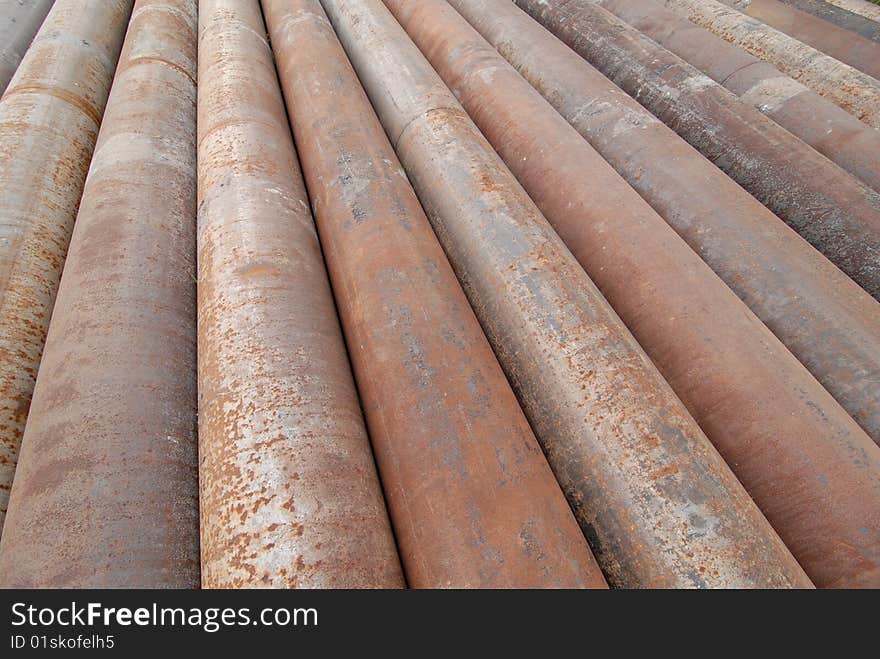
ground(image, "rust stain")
xmin=3 ymin=83 xmax=102 ymax=127
xmin=118 ymin=55 xmax=197 ymax=87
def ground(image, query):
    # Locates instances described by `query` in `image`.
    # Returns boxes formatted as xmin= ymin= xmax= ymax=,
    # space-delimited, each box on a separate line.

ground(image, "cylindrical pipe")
xmin=658 ymin=0 xmax=880 ymax=127
xmin=597 ymin=0 xmax=880 ymax=194
xmin=197 ymin=0 xmax=403 ymax=589
xmin=0 ymin=0 xmax=54 ymax=92
xmin=823 ymin=0 xmax=880 ymax=21
xmin=399 ymin=0 xmax=880 ymax=589
xmin=263 ymin=0 xmax=605 ymax=589
xmin=776 ymin=0 xmax=880 ymax=40
xmin=515 ymin=0 xmax=880 ymax=301
xmin=0 ymin=0 xmax=132 ymax=537
xmin=326 ymin=0 xmax=813 ymax=589
xmin=716 ymin=0 xmax=880 ymax=76
xmin=455 ymin=0 xmax=880 ymax=455
xmin=0 ymin=0 xmax=199 ymax=587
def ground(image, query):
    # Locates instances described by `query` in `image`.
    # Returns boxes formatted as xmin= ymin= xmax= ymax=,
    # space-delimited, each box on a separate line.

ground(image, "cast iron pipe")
xmin=776 ymin=0 xmax=880 ymax=40
xmin=515 ymin=0 xmax=880 ymax=301
xmin=597 ymin=0 xmax=880 ymax=194
xmin=398 ymin=0 xmax=880 ymax=589
xmin=823 ymin=0 xmax=880 ymax=20
xmin=717 ymin=0 xmax=880 ymax=76
xmin=0 ymin=0 xmax=199 ymax=587
xmin=659 ymin=0 xmax=880 ymax=126
xmin=197 ymin=0 xmax=403 ymax=589
xmin=454 ymin=0 xmax=880 ymax=450
xmin=324 ymin=0 xmax=815 ymax=588
xmin=0 ymin=0 xmax=132 ymax=537
xmin=262 ymin=0 xmax=606 ymax=589
xmin=0 ymin=0 xmax=53 ymax=92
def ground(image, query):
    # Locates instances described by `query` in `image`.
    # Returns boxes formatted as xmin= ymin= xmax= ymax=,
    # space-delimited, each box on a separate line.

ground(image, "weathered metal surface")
xmin=0 ymin=0 xmax=131 ymax=538
xmin=263 ymin=0 xmax=605 ymax=589
xmin=824 ymin=0 xmax=880 ymax=21
xmin=198 ymin=0 xmax=403 ymax=589
xmin=0 ymin=0 xmax=199 ymax=587
xmin=597 ymin=0 xmax=880 ymax=194
xmin=776 ymin=0 xmax=880 ymax=40
xmin=0 ymin=0 xmax=53 ymax=92
xmin=516 ymin=0 xmax=880 ymax=301
xmin=659 ymin=0 xmax=880 ymax=127
xmin=718 ymin=0 xmax=880 ymax=76
xmin=406 ymin=0 xmax=880 ymax=589
xmin=326 ymin=0 xmax=813 ymax=589
xmin=457 ymin=0 xmax=880 ymax=449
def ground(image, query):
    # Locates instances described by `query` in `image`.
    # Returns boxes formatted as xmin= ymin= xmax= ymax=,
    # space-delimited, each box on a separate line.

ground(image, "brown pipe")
xmin=326 ymin=0 xmax=814 ymax=589
xmin=399 ymin=0 xmax=880 ymax=589
xmin=823 ymin=0 xmax=880 ymax=21
xmin=0 ymin=0 xmax=132 ymax=537
xmin=197 ymin=0 xmax=403 ymax=589
xmin=454 ymin=0 xmax=880 ymax=452
xmin=776 ymin=0 xmax=880 ymax=40
xmin=515 ymin=0 xmax=880 ymax=301
xmin=262 ymin=0 xmax=605 ymax=589
xmin=718 ymin=0 xmax=880 ymax=77
xmin=659 ymin=0 xmax=880 ymax=127
xmin=0 ymin=0 xmax=199 ymax=587
xmin=597 ymin=0 xmax=880 ymax=194
xmin=0 ymin=0 xmax=53 ymax=92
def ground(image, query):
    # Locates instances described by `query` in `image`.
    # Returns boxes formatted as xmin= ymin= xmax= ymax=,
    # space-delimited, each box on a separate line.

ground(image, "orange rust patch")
xmin=650 ymin=463 xmax=680 ymax=480
xmin=3 ymin=84 xmax=102 ymax=126
xmin=117 ymin=55 xmax=196 ymax=87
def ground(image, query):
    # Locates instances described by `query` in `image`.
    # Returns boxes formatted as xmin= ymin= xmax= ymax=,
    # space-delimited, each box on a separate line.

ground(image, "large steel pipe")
xmin=776 ymin=0 xmax=880 ymax=40
xmin=262 ymin=0 xmax=605 ymax=589
xmin=396 ymin=0 xmax=880 ymax=589
xmin=0 ymin=0 xmax=132 ymax=537
xmin=516 ymin=0 xmax=880 ymax=301
xmin=325 ymin=0 xmax=813 ymax=589
xmin=597 ymin=0 xmax=880 ymax=194
xmin=659 ymin=0 xmax=880 ymax=126
xmin=198 ymin=0 xmax=403 ymax=589
xmin=453 ymin=0 xmax=880 ymax=452
xmin=0 ymin=0 xmax=53 ymax=92
xmin=824 ymin=0 xmax=880 ymax=21
xmin=0 ymin=0 xmax=199 ymax=587
xmin=716 ymin=0 xmax=880 ymax=76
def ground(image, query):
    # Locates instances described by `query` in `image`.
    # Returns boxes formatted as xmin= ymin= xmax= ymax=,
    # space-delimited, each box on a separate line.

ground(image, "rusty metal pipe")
xmin=455 ymin=0 xmax=880 ymax=453
xmin=197 ymin=0 xmax=403 ymax=589
xmin=0 ymin=0 xmax=132 ymax=538
xmin=0 ymin=0 xmax=54 ymax=92
xmin=516 ymin=0 xmax=880 ymax=301
xmin=324 ymin=0 xmax=814 ymax=589
xmin=262 ymin=0 xmax=605 ymax=589
xmin=0 ymin=0 xmax=199 ymax=587
xmin=716 ymin=0 xmax=880 ymax=76
xmin=823 ymin=0 xmax=880 ymax=21
xmin=397 ymin=0 xmax=880 ymax=589
xmin=659 ymin=0 xmax=880 ymax=126
xmin=776 ymin=0 xmax=880 ymax=40
xmin=596 ymin=0 xmax=880 ymax=194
